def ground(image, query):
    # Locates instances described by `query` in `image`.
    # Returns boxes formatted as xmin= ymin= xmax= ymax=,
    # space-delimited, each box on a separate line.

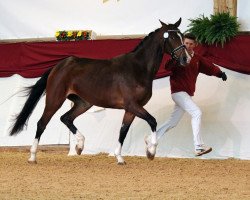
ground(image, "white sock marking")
xmin=28 ymin=139 xmax=38 ymax=162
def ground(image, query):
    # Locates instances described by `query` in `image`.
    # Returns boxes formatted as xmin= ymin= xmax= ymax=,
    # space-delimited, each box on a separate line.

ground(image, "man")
xmin=146 ymin=33 xmax=227 ymax=157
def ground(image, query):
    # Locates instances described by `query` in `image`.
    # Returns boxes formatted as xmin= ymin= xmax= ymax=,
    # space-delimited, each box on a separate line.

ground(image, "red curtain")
xmin=195 ymin=35 xmax=250 ymax=75
xmin=0 ymin=35 xmax=249 ymax=78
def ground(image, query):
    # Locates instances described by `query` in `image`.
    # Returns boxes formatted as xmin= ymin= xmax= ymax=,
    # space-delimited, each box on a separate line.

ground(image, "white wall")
xmin=238 ymin=0 xmax=250 ymax=31
xmin=0 ymin=0 xmax=215 ymax=39
xmin=1 ymin=0 xmax=249 ymax=40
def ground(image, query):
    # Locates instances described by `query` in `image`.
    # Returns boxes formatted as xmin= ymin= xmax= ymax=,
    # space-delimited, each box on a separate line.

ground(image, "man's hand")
xmin=220 ymin=72 xmax=227 ymax=81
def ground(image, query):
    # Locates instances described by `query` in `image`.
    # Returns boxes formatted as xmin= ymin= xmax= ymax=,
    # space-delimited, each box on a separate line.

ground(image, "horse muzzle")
xmin=179 ymin=55 xmax=188 ymax=67
xmin=170 ymin=44 xmax=188 ymax=66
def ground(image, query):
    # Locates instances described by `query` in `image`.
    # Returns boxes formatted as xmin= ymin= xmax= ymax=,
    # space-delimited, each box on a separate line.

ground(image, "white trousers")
xmin=156 ymin=91 xmax=204 ymax=149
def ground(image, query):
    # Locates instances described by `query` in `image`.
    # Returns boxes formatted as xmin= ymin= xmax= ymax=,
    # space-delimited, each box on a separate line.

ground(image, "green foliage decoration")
xmin=187 ymin=12 xmax=240 ymax=47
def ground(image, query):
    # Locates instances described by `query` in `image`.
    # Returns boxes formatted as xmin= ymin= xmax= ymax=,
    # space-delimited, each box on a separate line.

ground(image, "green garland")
xmin=187 ymin=12 xmax=240 ymax=47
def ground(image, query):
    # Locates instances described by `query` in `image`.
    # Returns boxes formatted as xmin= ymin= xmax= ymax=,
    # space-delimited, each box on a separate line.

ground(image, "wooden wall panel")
xmin=214 ymin=0 xmax=237 ymax=16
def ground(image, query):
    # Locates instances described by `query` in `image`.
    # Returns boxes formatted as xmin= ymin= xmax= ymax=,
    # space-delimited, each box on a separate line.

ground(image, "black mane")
xmin=132 ymin=28 xmax=161 ymax=53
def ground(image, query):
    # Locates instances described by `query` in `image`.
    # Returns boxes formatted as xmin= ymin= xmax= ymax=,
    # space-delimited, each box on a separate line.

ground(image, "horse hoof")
xmin=28 ymin=160 xmax=37 ymax=164
xmin=75 ymin=146 xmax=83 ymax=155
xmin=146 ymin=149 xmax=155 ymax=160
xmin=117 ymin=161 xmax=126 ymax=165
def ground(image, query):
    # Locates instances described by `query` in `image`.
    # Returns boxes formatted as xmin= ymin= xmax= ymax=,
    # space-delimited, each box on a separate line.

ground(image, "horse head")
xmin=159 ymin=18 xmax=189 ymax=67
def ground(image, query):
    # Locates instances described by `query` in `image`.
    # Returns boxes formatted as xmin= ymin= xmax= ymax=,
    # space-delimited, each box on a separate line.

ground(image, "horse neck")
xmin=133 ymin=31 xmax=164 ymax=78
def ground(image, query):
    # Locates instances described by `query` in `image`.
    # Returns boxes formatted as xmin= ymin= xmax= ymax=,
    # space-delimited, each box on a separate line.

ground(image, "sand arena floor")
xmin=0 ymin=146 xmax=249 ymax=200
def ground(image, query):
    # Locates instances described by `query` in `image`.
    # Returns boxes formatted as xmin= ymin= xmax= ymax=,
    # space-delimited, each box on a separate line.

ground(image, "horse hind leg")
xmin=115 ymin=111 xmax=135 ymax=165
xmin=28 ymin=98 xmax=65 ymax=164
xmin=60 ymin=94 xmax=92 ymax=155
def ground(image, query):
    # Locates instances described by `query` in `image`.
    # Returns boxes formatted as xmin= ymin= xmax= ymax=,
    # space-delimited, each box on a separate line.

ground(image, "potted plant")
xmin=187 ymin=12 xmax=240 ymax=47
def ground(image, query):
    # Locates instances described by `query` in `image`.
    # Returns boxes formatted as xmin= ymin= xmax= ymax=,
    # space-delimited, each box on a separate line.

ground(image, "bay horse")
xmin=10 ymin=18 xmax=189 ymax=164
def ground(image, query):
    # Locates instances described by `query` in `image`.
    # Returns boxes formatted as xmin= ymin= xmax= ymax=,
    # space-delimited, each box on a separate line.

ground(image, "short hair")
xmin=184 ymin=33 xmax=196 ymax=41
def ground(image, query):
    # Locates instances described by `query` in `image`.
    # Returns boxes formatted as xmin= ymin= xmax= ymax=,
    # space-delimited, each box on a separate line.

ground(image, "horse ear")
xmin=174 ymin=18 xmax=182 ymax=27
xmin=159 ymin=19 xmax=168 ymax=27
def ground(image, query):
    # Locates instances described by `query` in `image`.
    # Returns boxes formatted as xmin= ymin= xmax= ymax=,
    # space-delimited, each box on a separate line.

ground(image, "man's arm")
xmin=198 ymin=55 xmax=227 ymax=81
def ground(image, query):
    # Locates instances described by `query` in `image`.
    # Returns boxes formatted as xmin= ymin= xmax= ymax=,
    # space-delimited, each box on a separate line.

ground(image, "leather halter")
xmin=171 ymin=44 xmax=186 ymax=60
xmin=164 ymin=30 xmax=186 ymax=61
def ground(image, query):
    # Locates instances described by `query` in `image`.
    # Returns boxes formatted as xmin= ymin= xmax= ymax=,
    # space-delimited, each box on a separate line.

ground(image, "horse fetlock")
xmin=76 ymin=132 xmax=85 ymax=141
xmin=146 ymin=145 xmax=156 ymax=160
xmin=75 ymin=132 xmax=85 ymax=153
xmin=115 ymin=154 xmax=126 ymax=165
xmin=148 ymin=145 xmax=156 ymax=155
xmin=28 ymin=152 xmax=37 ymax=164
xmin=114 ymin=147 xmax=121 ymax=157
xmin=30 ymin=147 xmax=36 ymax=153
xmin=145 ymin=136 xmax=157 ymax=160
xmin=114 ymin=145 xmax=125 ymax=165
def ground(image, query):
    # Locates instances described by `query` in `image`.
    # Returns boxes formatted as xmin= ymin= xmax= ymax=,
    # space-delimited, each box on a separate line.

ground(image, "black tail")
xmin=9 ymin=69 xmax=52 ymax=136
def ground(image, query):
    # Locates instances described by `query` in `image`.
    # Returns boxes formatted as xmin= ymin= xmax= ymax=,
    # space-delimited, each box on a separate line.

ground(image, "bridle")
xmin=163 ymin=30 xmax=186 ymax=61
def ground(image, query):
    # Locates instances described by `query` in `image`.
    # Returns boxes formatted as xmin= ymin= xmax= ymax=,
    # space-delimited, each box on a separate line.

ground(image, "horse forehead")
xmin=169 ymin=29 xmax=182 ymax=38
xmin=161 ymin=25 xmax=179 ymax=33
xmin=165 ymin=24 xmax=177 ymax=30
xmin=162 ymin=28 xmax=181 ymax=37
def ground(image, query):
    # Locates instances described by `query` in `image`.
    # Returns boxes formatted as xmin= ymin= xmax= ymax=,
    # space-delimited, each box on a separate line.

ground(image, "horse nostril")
xmin=183 ymin=56 xmax=187 ymax=62
xmin=180 ymin=56 xmax=188 ymax=66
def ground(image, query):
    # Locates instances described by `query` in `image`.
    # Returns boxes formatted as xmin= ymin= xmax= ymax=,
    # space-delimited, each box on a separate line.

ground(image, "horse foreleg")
xmin=128 ymin=104 xmax=158 ymax=160
xmin=61 ymin=95 xmax=92 ymax=156
xmin=144 ymin=117 xmax=158 ymax=160
xmin=75 ymin=131 xmax=85 ymax=155
xmin=115 ymin=111 xmax=135 ymax=165
xmin=61 ymin=114 xmax=86 ymax=156
xmin=144 ymin=131 xmax=158 ymax=160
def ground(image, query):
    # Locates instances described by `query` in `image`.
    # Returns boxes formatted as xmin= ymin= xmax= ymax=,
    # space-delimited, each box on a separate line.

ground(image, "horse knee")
xmin=60 ymin=115 xmax=67 ymax=124
xmin=60 ymin=114 xmax=73 ymax=126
